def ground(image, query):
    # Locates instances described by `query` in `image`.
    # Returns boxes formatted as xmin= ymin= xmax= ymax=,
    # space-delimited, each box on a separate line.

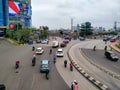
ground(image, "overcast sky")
xmin=31 ymin=0 xmax=120 ymax=29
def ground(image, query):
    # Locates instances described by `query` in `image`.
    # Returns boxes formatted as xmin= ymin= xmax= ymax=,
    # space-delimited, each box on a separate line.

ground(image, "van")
xmin=52 ymin=41 xmax=59 ymax=48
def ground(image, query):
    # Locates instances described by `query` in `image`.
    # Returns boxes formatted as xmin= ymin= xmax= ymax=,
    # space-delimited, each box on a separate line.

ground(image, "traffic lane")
xmin=82 ymin=49 xmax=120 ymax=74
xmin=31 ymin=45 xmax=69 ymax=90
xmin=71 ymin=43 xmax=120 ymax=90
xmin=0 ymin=43 xmax=69 ymax=90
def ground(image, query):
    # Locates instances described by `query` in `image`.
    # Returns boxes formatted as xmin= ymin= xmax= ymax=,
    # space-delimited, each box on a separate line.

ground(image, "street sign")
xmin=9 ymin=23 xmax=15 ymax=29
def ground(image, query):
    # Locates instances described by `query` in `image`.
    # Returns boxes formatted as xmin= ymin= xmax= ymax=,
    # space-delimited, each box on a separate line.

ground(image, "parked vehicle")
xmin=104 ymin=51 xmax=119 ymax=61
xmin=40 ymin=60 xmax=50 ymax=73
xmin=36 ymin=39 xmax=41 ymax=43
xmin=79 ymin=36 xmax=85 ymax=41
xmin=36 ymin=47 xmax=44 ymax=55
xmin=41 ymin=39 xmax=49 ymax=44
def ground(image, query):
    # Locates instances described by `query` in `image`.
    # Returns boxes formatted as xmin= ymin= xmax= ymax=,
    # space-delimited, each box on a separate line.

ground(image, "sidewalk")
xmin=109 ymin=42 xmax=120 ymax=52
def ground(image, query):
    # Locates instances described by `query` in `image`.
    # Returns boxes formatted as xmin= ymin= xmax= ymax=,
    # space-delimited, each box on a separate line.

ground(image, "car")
xmin=63 ymin=40 xmax=69 ymax=44
xmin=36 ymin=39 xmax=41 ymax=43
xmin=40 ymin=60 xmax=50 ymax=73
xmin=0 ymin=84 xmax=5 ymax=90
xmin=110 ymin=38 xmax=116 ymax=42
xmin=56 ymin=48 xmax=64 ymax=57
xmin=60 ymin=42 xmax=67 ymax=47
xmin=103 ymin=37 xmax=109 ymax=41
xmin=104 ymin=51 xmax=119 ymax=61
xmin=52 ymin=41 xmax=59 ymax=48
xmin=79 ymin=36 xmax=85 ymax=41
xmin=36 ymin=47 xmax=44 ymax=54
xmin=41 ymin=39 xmax=49 ymax=44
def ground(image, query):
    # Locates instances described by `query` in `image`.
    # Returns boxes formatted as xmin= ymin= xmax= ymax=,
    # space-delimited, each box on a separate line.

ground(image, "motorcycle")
xmin=16 ymin=64 xmax=19 ymax=69
xmin=70 ymin=66 xmax=73 ymax=71
xmin=64 ymin=60 xmax=67 ymax=68
xmin=32 ymin=46 xmax=35 ymax=51
xmin=32 ymin=57 xmax=36 ymax=66
xmin=45 ymin=71 xmax=49 ymax=80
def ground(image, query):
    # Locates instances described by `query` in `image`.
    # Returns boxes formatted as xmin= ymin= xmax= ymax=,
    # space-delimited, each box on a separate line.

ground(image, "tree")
xmin=79 ymin=22 xmax=93 ymax=37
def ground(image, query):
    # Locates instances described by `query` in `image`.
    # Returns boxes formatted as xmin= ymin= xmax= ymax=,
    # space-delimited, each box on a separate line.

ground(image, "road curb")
xmin=67 ymin=45 xmax=111 ymax=90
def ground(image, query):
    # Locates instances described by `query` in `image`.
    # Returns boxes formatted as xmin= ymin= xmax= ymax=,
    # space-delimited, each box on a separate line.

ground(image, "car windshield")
xmin=41 ymin=64 xmax=48 ymax=68
xmin=36 ymin=49 xmax=42 ymax=52
xmin=111 ymin=53 xmax=116 ymax=57
xmin=57 ymin=51 xmax=63 ymax=54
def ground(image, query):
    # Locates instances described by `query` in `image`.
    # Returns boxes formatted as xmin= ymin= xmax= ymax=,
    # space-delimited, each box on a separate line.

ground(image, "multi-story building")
xmin=0 ymin=0 xmax=8 ymax=36
xmin=0 ymin=0 xmax=32 ymax=37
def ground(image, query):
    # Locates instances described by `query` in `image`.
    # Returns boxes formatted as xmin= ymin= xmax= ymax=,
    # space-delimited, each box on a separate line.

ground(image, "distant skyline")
xmin=31 ymin=0 xmax=120 ymax=29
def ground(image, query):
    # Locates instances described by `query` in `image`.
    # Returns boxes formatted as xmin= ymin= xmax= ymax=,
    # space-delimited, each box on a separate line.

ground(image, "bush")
xmin=116 ymin=44 xmax=120 ymax=49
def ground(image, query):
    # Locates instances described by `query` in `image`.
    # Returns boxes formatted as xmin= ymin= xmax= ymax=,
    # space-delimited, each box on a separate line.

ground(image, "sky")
xmin=31 ymin=0 xmax=120 ymax=30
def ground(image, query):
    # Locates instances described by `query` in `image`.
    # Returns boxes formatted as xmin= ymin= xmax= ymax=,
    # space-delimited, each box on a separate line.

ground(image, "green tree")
xmin=80 ymin=22 xmax=93 ymax=37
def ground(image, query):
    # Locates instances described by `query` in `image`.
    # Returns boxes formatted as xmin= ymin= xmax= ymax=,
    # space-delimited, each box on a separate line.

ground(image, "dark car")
xmin=60 ymin=42 xmax=67 ymax=47
xmin=0 ymin=84 xmax=5 ymax=90
xmin=104 ymin=51 xmax=119 ymax=61
xmin=79 ymin=36 xmax=85 ymax=41
xmin=40 ymin=60 xmax=50 ymax=73
xmin=36 ymin=39 xmax=41 ymax=43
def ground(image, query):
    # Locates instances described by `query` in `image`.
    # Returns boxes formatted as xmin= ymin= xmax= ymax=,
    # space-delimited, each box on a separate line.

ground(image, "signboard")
xmin=9 ymin=23 xmax=15 ymax=29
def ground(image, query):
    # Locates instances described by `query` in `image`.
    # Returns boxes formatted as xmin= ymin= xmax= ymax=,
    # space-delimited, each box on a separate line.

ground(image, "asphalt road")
xmin=69 ymin=39 xmax=120 ymax=90
xmin=82 ymin=49 xmax=120 ymax=75
xmin=0 ymin=40 xmax=69 ymax=90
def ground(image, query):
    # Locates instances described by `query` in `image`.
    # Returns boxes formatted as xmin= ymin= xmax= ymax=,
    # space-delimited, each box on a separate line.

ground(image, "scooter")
xmin=32 ymin=58 xmax=36 ymax=66
xmin=16 ymin=64 xmax=19 ymax=69
xmin=45 ymin=71 xmax=49 ymax=80
xmin=64 ymin=63 xmax=67 ymax=68
xmin=70 ymin=66 xmax=73 ymax=71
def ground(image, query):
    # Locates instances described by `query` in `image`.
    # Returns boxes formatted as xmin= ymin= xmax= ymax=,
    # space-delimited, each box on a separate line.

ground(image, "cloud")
xmin=32 ymin=0 xmax=120 ymax=29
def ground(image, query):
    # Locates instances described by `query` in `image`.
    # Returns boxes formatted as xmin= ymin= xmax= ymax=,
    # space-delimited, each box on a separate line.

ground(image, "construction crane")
xmin=114 ymin=21 xmax=120 ymax=31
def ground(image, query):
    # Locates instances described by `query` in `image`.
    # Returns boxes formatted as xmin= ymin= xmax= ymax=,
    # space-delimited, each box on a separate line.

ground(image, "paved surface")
xmin=54 ymin=38 xmax=99 ymax=90
xmin=68 ymin=39 xmax=120 ymax=90
xmin=0 ymin=39 xmax=69 ymax=90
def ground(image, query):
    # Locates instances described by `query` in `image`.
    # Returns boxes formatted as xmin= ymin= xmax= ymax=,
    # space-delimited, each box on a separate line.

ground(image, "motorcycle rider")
xmin=49 ymin=48 xmax=52 ymax=54
xmin=15 ymin=60 xmax=20 ymax=69
xmin=64 ymin=59 xmax=67 ymax=67
xmin=32 ymin=54 xmax=36 ymax=66
xmin=53 ymin=54 xmax=56 ymax=63
xmin=32 ymin=46 xmax=35 ymax=51
xmin=69 ymin=61 xmax=73 ymax=71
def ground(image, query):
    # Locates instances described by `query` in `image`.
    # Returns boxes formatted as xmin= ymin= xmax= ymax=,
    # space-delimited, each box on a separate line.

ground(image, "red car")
xmin=110 ymin=38 xmax=116 ymax=42
xmin=63 ymin=40 xmax=69 ymax=44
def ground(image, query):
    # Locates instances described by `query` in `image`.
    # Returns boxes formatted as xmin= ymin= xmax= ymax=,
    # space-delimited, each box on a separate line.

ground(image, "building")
xmin=0 ymin=0 xmax=32 ymax=37
xmin=0 ymin=0 xmax=8 ymax=36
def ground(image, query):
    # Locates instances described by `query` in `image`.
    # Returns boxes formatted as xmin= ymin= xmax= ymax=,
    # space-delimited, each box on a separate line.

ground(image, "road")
xmin=69 ymin=39 xmax=120 ymax=90
xmin=0 ymin=40 xmax=69 ymax=90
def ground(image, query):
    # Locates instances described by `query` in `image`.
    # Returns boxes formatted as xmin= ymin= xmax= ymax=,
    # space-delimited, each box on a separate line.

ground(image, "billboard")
xmin=8 ymin=1 xmax=31 ymax=17
xmin=8 ymin=1 xmax=21 ymax=16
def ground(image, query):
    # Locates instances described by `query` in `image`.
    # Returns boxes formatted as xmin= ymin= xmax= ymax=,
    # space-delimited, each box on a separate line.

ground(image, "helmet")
xmin=74 ymin=80 xmax=77 ymax=83
xmin=33 ymin=54 xmax=36 ymax=57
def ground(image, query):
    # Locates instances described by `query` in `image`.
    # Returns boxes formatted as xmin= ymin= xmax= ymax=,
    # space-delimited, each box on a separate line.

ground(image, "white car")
xmin=41 ymin=39 xmax=49 ymax=44
xmin=56 ymin=48 xmax=64 ymax=57
xmin=36 ymin=47 xmax=44 ymax=54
